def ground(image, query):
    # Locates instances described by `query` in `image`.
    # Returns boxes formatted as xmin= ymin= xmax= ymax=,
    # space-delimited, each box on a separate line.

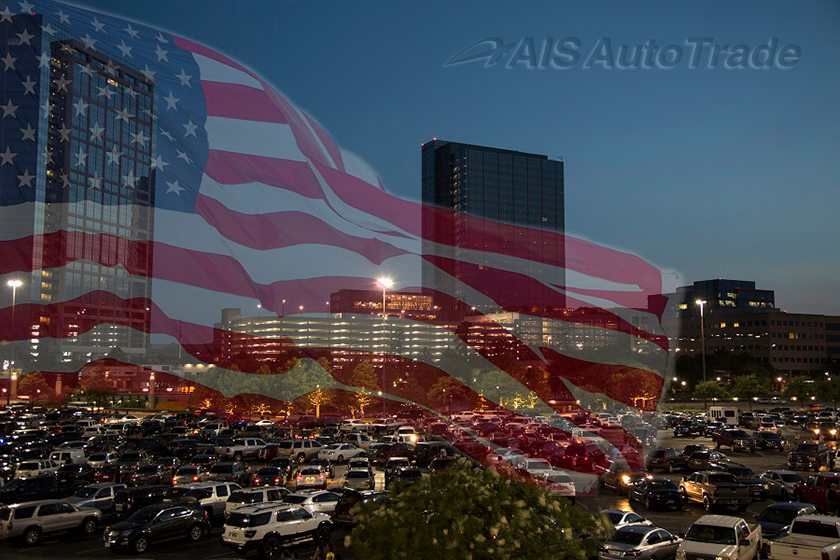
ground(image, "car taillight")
xmin=822 ymin=552 xmax=829 ymax=560
xmin=274 ymin=478 xmax=281 ymax=484
xmin=172 ymin=477 xmax=178 ymax=483
xmin=193 ymin=476 xmax=199 ymax=481
xmin=254 ymin=478 xmax=261 ymax=484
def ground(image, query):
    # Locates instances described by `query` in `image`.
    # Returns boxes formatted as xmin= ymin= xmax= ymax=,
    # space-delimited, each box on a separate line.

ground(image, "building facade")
xmin=420 ymin=140 xmax=565 ymax=320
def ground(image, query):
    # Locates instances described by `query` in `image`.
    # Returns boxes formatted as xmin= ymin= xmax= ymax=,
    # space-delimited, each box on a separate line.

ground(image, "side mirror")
xmin=739 ymin=539 xmax=750 ymax=547
xmin=678 ymin=532 xmax=686 ymax=539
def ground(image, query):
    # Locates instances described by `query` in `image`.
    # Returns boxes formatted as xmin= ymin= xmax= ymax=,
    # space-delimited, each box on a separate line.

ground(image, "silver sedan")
xmin=598 ymin=526 xmax=682 ymax=560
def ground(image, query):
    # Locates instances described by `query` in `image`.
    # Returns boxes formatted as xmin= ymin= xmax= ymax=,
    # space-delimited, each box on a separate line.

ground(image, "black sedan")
xmin=754 ymin=502 xmax=817 ymax=541
xmin=628 ymin=478 xmax=685 ymax=510
xmin=753 ymin=431 xmax=785 ymax=451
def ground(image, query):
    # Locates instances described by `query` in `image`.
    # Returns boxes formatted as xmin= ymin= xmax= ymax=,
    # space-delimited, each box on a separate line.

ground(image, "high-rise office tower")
xmin=421 ymin=140 xmax=565 ymax=320
xmin=0 ymin=13 xmax=154 ymax=366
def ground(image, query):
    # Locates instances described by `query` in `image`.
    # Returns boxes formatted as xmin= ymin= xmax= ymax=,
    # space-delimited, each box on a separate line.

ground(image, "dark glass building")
xmin=0 ymin=13 xmax=154 ymax=366
xmin=421 ymin=140 xmax=565 ymax=320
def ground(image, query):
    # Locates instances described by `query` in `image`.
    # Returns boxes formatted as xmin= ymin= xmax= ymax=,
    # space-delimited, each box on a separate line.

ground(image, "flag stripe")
xmin=201 ymin=81 xmax=288 ymax=123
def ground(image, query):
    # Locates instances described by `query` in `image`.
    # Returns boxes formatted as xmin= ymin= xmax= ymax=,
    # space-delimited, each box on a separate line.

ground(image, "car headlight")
xmin=830 ymin=430 xmax=837 ymax=436
xmin=621 ymin=475 xmax=632 ymax=485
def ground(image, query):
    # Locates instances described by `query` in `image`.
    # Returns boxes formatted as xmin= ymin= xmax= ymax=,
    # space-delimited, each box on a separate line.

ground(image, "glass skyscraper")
xmin=421 ymin=140 xmax=565 ymax=320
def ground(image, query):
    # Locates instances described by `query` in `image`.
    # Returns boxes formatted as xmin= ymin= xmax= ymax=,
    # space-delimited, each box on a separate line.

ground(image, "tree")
xmin=17 ymin=371 xmax=49 ymax=400
xmin=731 ymin=374 xmax=769 ymax=410
xmin=350 ymin=459 xmax=608 ymax=559
xmin=348 ymin=361 xmax=379 ymax=417
xmin=80 ymin=366 xmax=117 ymax=408
xmin=429 ymin=377 xmax=467 ymax=413
xmin=783 ymin=379 xmax=817 ymax=404
xmin=693 ymin=380 xmax=730 ymax=407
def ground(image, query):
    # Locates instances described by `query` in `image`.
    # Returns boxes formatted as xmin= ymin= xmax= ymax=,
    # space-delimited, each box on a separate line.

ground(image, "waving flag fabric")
xmin=0 ymin=0 xmax=672 ymax=477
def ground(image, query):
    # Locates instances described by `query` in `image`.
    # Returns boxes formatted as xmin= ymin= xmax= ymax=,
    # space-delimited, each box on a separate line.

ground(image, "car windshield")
xmin=729 ymin=467 xmax=754 ymax=477
xmin=210 ymin=465 xmax=232 ymax=473
xmin=609 ymin=529 xmax=646 ymax=545
xmin=177 ymin=467 xmax=198 ymax=474
xmin=257 ymin=468 xmax=279 ymax=475
xmin=18 ymin=462 xmax=38 ymax=470
xmin=137 ymin=466 xmax=158 ymax=474
xmin=75 ymin=487 xmax=98 ymax=498
xmin=797 ymin=444 xmax=819 ymax=452
xmin=127 ymin=508 xmax=158 ymax=524
xmin=606 ymin=512 xmax=624 ymax=524
xmin=758 ymin=509 xmax=798 ymax=525
xmin=685 ymin=524 xmax=736 ymax=544
xmin=285 ymin=495 xmax=307 ymax=504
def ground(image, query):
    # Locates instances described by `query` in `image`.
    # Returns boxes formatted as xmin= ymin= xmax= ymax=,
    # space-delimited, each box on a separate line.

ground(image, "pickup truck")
xmin=789 ymin=443 xmax=835 ymax=472
xmin=768 ymin=515 xmax=840 ymax=560
xmin=680 ymin=471 xmax=752 ymax=512
xmin=216 ymin=438 xmax=267 ymax=461
xmin=713 ymin=430 xmax=757 ymax=453
xmin=793 ymin=473 xmax=840 ymax=511
xmin=677 ymin=515 xmax=762 ymax=560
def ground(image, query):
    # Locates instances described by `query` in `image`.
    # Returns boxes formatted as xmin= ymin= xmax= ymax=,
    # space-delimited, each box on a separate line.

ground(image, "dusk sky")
xmin=82 ymin=0 xmax=840 ymax=314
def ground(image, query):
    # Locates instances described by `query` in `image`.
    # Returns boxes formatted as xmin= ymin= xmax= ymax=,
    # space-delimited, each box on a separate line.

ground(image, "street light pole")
xmin=696 ymin=299 xmax=707 ymax=384
xmin=7 ymin=279 xmax=22 ymax=328
xmin=376 ymin=278 xmax=393 ymax=415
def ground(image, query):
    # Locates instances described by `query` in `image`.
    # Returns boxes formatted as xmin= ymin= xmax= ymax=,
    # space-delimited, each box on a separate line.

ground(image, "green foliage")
xmin=350 ymin=459 xmax=609 ymax=560
xmin=17 ymin=371 xmax=49 ymax=398
xmin=348 ymin=360 xmax=379 ymax=416
xmin=693 ymin=380 xmax=730 ymax=401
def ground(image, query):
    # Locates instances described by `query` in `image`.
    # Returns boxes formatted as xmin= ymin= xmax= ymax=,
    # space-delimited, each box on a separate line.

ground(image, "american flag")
xmin=0 ymin=0 xmax=672 ymax=476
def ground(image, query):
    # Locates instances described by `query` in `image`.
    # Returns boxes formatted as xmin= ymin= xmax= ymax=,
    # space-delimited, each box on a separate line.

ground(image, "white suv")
xmin=221 ymin=503 xmax=332 ymax=559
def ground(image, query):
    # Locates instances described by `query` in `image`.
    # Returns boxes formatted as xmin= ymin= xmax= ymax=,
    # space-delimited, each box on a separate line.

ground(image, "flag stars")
xmin=0 ymin=146 xmax=16 ymax=166
xmin=58 ymin=125 xmax=71 ymax=142
xmin=79 ymin=64 xmax=94 ymax=76
xmin=59 ymin=172 xmax=69 ymax=188
xmin=176 ymin=68 xmax=192 ymax=88
xmin=74 ymin=146 xmax=87 ymax=168
xmin=97 ymin=85 xmax=115 ymax=100
xmin=166 ymin=180 xmax=184 ymax=195
xmin=150 ymin=154 xmax=168 ymax=170
xmin=80 ymin=34 xmax=97 ymax=50
xmin=42 ymin=23 xmax=55 ymax=35
xmin=130 ymin=130 xmax=149 ymax=147
xmin=19 ymin=1 xmax=34 ymax=13
xmin=0 ymin=7 xmax=14 ymax=23
xmin=57 ymin=9 xmax=69 ymax=24
xmin=16 ymin=29 xmax=34 ymax=46
xmin=2 ymin=52 xmax=16 ymax=71
xmin=91 ymin=17 xmax=106 ymax=33
xmin=183 ymin=120 xmax=198 ymax=137
xmin=122 ymin=170 xmax=138 ymax=189
xmin=104 ymin=59 xmax=119 ymax=75
xmin=89 ymin=122 xmax=104 ymax=140
xmin=124 ymin=24 xmax=139 ymax=38
xmin=36 ymin=52 xmax=50 ymax=69
xmin=89 ymin=175 xmax=103 ymax=190
xmin=160 ymin=129 xmax=175 ymax=142
xmin=114 ymin=108 xmax=132 ymax=122
xmin=156 ymin=32 xmax=169 ymax=44
xmin=175 ymin=149 xmax=192 ymax=164
xmin=154 ymin=44 xmax=168 ymax=62
xmin=117 ymin=40 xmax=133 ymax=58
xmin=1 ymin=99 xmax=18 ymax=118
xmin=141 ymin=65 xmax=155 ymax=82
xmin=21 ymin=75 xmax=36 ymax=95
xmin=106 ymin=146 xmax=122 ymax=165
xmin=19 ymin=123 xmax=36 ymax=141
xmin=163 ymin=91 xmax=179 ymax=111
xmin=17 ymin=169 xmax=34 ymax=189
xmin=73 ymin=98 xmax=89 ymax=116
xmin=54 ymin=75 xmax=71 ymax=92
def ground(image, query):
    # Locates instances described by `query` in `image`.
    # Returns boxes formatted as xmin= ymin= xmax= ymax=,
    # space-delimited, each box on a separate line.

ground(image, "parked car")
xmin=760 ymin=470 xmax=805 ymax=499
xmin=251 ymin=466 xmax=286 ymax=487
xmin=767 ymin=515 xmax=840 ymax=560
xmin=284 ymin=490 xmax=342 ymax=516
xmin=0 ymin=476 xmax=78 ymax=505
xmin=65 ymin=483 xmax=127 ymax=515
xmin=597 ymin=460 xmax=650 ymax=495
xmin=225 ymin=487 xmax=289 ymax=518
xmin=221 ymin=503 xmax=333 ymax=556
xmin=333 ymin=490 xmax=390 ymax=529
xmin=603 ymin=509 xmax=653 ymax=530
xmin=754 ymin=431 xmax=785 ymax=451
xmin=172 ymin=465 xmax=209 ymax=485
xmin=384 ymin=467 xmax=423 ymax=490
xmin=678 ymin=515 xmax=762 ymax=560
xmin=686 ymin=451 xmax=729 ymax=471
xmin=102 ymin=501 xmax=209 ymax=554
xmin=56 ymin=463 xmax=96 ymax=485
xmin=207 ymin=462 xmax=250 ymax=486
xmin=169 ymin=482 xmax=242 ymax=519
xmin=646 ymin=448 xmax=688 ymax=473
xmin=112 ymin=486 xmax=169 ymax=519
xmin=712 ymin=429 xmax=757 ymax=453
xmin=788 ymin=443 xmax=834 ymax=472
xmin=0 ymin=499 xmax=102 ymax=545
xmin=295 ymin=466 xmax=328 ymax=490
xmin=793 ymin=472 xmax=840 ymax=510
xmin=628 ymin=477 xmax=685 ymax=511
xmin=342 ymin=469 xmax=376 ymax=490
xmin=679 ymin=471 xmax=752 ymax=512
xmin=754 ymin=502 xmax=817 ymax=541
xmin=597 ymin=525 xmax=682 ymax=560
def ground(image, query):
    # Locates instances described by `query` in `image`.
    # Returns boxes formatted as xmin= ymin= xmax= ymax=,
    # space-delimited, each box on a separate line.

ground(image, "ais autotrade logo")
xmin=445 ymin=37 xmax=801 ymax=70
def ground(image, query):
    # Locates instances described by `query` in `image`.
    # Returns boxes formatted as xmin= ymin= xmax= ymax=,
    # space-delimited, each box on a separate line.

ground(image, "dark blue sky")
xmin=82 ymin=0 xmax=840 ymax=314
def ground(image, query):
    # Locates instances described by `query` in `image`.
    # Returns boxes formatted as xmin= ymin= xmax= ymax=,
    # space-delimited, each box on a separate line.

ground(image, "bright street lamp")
xmin=695 ymin=299 xmax=707 ymax=383
xmin=377 ymin=277 xmax=393 ymax=318
xmin=7 ymin=279 xmax=22 ymax=325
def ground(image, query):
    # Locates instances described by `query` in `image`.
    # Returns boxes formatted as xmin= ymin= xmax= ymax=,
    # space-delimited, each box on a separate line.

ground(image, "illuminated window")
xmin=720 ymin=322 xmax=726 ymax=328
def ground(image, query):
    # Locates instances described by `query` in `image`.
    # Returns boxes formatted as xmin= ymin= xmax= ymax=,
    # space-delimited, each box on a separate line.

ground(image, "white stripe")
xmin=194 ymin=53 xmax=263 ymax=90
xmin=204 ymin=117 xmax=306 ymax=161
xmin=339 ymin=148 xmax=383 ymax=188
xmin=296 ymin=111 xmax=337 ymax=169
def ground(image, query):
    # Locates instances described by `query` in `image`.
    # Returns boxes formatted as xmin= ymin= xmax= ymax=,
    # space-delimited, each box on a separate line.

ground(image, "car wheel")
xmin=188 ymin=523 xmax=204 ymax=542
xmin=234 ymin=452 xmax=243 ymax=461
xmin=317 ymin=523 xmax=332 ymax=544
xmin=133 ymin=535 xmax=149 ymax=554
xmin=297 ymin=453 xmax=306 ymax=463
xmin=81 ymin=517 xmax=98 ymax=535
xmin=780 ymin=489 xmax=789 ymax=500
xmin=337 ymin=455 xmax=344 ymax=463
xmin=261 ymin=536 xmax=282 ymax=560
xmin=23 ymin=527 xmax=41 ymax=546
xmin=703 ymin=495 xmax=712 ymax=511
xmin=667 ymin=462 xmax=675 ymax=473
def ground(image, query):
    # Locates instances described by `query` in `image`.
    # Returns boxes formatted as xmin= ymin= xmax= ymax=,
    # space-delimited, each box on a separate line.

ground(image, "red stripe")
xmin=204 ymin=151 xmax=322 ymax=196
xmin=302 ymin=112 xmax=345 ymax=173
xmin=201 ymin=82 xmax=289 ymax=123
